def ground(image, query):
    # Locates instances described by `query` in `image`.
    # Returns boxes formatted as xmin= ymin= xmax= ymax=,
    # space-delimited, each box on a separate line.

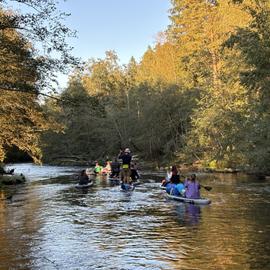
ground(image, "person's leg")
xmin=120 ymin=170 xmax=124 ymax=182
xmin=123 ymin=169 xmax=128 ymax=183
xmin=135 ymin=170 xmax=140 ymax=179
xmin=123 ymin=169 xmax=131 ymax=184
xmin=130 ymin=170 xmax=135 ymax=181
xmin=127 ymin=168 xmax=131 ymax=184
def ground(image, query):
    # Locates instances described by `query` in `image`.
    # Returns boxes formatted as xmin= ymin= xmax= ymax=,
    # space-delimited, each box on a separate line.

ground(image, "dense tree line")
xmin=0 ymin=0 xmax=78 ymax=163
xmin=1 ymin=0 xmax=270 ymax=173
xmin=42 ymin=0 xmax=270 ymax=173
xmin=41 ymin=51 xmax=199 ymax=166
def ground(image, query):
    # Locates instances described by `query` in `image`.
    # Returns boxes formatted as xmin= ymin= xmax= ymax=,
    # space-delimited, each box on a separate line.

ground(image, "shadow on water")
xmin=32 ymin=175 xmax=76 ymax=185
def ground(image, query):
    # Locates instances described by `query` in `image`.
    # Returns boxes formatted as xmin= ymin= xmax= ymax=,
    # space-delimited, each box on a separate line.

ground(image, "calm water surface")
xmin=0 ymin=163 xmax=269 ymax=270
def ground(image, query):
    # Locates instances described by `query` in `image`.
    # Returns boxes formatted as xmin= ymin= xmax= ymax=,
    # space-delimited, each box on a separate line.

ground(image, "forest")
xmin=1 ymin=0 xmax=270 ymax=174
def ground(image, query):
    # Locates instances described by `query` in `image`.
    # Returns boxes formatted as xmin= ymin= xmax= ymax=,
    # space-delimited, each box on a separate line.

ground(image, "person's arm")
xmin=118 ymin=149 xmax=124 ymax=159
xmin=119 ymin=148 xmax=123 ymax=153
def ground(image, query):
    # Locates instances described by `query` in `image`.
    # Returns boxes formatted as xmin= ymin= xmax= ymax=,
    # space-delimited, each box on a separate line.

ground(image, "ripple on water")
xmin=0 ymin=165 xmax=270 ymax=270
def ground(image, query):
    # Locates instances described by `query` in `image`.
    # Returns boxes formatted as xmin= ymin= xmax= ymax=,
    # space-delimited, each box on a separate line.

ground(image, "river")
xmin=0 ymin=163 xmax=269 ymax=270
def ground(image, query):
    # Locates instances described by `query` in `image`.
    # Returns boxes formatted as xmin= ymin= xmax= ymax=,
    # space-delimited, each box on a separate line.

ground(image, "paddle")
xmin=180 ymin=175 xmax=212 ymax=191
xmin=201 ymin=185 xmax=212 ymax=191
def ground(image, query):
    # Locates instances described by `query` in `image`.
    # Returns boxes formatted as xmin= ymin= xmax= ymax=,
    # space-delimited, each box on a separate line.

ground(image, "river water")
xmin=0 ymin=163 xmax=269 ymax=270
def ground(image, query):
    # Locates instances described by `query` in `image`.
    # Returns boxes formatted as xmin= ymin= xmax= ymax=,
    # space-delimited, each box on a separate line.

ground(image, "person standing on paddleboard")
xmin=118 ymin=148 xmax=132 ymax=184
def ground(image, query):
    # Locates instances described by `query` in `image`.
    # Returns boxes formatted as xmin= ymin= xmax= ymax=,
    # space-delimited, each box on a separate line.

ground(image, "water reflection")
xmin=0 ymin=164 xmax=270 ymax=270
xmin=0 ymin=185 xmax=45 ymax=269
xmin=175 ymin=203 xmax=202 ymax=226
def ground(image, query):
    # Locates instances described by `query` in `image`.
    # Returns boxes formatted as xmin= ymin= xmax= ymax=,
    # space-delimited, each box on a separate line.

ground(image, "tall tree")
xmin=224 ymin=0 xmax=270 ymax=172
xmin=137 ymin=42 xmax=182 ymax=86
xmin=0 ymin=0 xmax=79 ymax=94
xmin=168 ymin=0 xmax=257 ymax=167
xmin=0 ymin=1 xmax=77 ymax=162
xmin=42 ymin=75 xmax=108 ymax=162
xmin=169 ymin=0 xmax=250 ymax=89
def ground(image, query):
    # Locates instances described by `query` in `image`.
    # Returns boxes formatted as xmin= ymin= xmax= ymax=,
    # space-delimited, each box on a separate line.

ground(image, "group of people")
xmin=162 ymin=165 xmax=201 ymax=199
xmin=78 ymin=147 xmax=139 ymax=186
xmin=93 ymin=161 xmax=111 ymax=175
xmin=78 ymin=151 xmax=201 ymax=198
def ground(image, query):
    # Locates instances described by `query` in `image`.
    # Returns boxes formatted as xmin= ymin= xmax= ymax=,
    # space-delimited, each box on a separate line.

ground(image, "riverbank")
xmin=141 ymin=160 xmax=270 ymax=180
xmin=4 ymin=158 xmax=270 ymax=182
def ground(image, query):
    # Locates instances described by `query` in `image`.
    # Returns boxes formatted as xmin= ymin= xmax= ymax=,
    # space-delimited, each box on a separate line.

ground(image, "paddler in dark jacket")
xmin=110 ymin=158 xmax=121 ymax=178
xmin=118 ymin=148 xmax=132 ymax=184
xmin=78 ymin=169 xmax=90 ymax=185
xmin=130 ymin=162 xmax=140 ymax=181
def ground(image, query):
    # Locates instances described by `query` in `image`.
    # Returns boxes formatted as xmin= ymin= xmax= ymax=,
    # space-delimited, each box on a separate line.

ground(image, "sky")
xmin=5 ymin=0 xmax=171 ymax=89
xmin=56 ymin=0 xmax=171 ymax=88
xmin=60 ymin=0 xmax=171 ymax=63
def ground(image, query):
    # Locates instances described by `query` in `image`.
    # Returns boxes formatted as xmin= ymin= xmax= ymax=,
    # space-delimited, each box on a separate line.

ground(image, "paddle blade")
xmin=204 ymin=186 xmax=212 ymax=191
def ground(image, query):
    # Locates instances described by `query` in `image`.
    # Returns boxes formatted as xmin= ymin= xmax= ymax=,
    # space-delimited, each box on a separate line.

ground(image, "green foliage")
xmin=0 ymin=9 xmax=63 ymax=162
xmin=0 ymin=0 xmax=79 ymax=93
xmin=0 ymin=1 xmax=78 ymax=163
xmin=42 ymin=50 xmax=199 ymax=164
xmin=167 ymin=0 xmax=270 ymax=173
xmin=223 ymin=1 xmax=270 ymax=172
xmin=41 ymin=77 xmax=107 ymax=162
xmin=3 ymin=0 xmax=269 ymax=173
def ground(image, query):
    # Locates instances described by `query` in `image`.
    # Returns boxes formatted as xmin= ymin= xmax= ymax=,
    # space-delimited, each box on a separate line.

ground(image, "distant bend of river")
xmin=0 ymin=163 xmax=269 ymax=270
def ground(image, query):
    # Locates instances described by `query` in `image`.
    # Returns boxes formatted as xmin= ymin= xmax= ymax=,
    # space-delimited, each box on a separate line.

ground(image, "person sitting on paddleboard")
xmin=161 ymin=169 xmax=171 ymax=187
xmin=106 ymin=160 xmax=111 ymax=173
xmin=166 ymin=171 xmax=185 ymax=196
xmin=162 ymin=165 xmax=179 ymax=187
xmin=110 ymin=158 xmax=121 ymax=178
xmin=174 ymin=179 xmax=185 ymax=196
xmin=130 ymin=162 xmax=140 ymax=182
xmin=102 ymin=160 xmax=111 ymax=175
xmin=165 ymin=167 xmax=177 ymax=194
xmin=171 ymin=165 xmax=180 ymax=182
xmin=118 ymin=148 xmax=132 ymax=184
xmin=78 ymin=169 xmax=90 ymax=185
xmin=184 ymin=174 xmax=201 ymax=199
xmin=94 ymin=161 xmax=103 ymax=175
